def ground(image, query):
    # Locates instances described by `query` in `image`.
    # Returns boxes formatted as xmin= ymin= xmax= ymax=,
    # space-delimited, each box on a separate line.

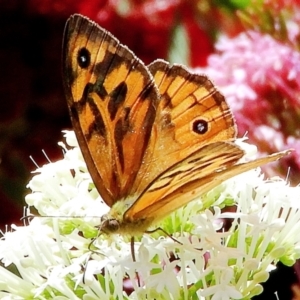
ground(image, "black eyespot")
xmin=193 ymin=119 xmax=208 ymax=134
xmin=77 ymin=47 xmax=91 ymax=69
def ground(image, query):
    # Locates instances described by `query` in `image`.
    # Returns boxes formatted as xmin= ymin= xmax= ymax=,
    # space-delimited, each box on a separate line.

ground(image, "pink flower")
xmin=197 ymin=31 xmax=300 ymax=182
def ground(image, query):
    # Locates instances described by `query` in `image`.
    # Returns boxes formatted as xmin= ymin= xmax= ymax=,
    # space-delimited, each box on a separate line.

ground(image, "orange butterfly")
xmin=62 ymin=14 xmax=288 ymax=236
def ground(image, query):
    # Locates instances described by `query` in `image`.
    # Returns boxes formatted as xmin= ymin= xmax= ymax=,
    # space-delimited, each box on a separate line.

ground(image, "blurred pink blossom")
xmin=197 ymin=31 xmax=300 ymax=182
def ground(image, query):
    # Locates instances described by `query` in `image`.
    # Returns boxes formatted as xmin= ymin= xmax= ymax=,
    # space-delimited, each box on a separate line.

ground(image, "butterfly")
xmin=62 ymin=14 xmax=288 ymax=237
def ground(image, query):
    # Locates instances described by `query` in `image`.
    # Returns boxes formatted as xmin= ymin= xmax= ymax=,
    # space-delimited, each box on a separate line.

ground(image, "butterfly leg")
xmin=130 ymin=236 xmax=136 ymax=261
xmin=145 ymin=227 xmax=183 ymax=245
xmin=130 ymin=236 xmax=142 ymax=287
xmin=146 ymin=227 xmax=203 ymax=251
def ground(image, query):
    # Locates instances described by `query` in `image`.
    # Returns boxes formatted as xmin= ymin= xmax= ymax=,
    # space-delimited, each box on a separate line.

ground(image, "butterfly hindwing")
xmin=149 ymin=59 xmax=236 ymax=145
xmin=125 ymin=144 xmax=287 ymax=221
xmin=129 ymin=60 xmax=239 ymax=197
xmin=125 ymin=141 xmax=243 ymax=221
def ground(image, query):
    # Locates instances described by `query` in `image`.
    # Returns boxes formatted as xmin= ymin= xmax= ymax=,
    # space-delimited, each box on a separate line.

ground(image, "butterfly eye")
xmin=100 ymin=215 xmax=120 ymax=233
xmin=77 ymin=47 xmax=91 ymax=69
xmin=106 ymin=219 xmax=120 ymax=232
xmin=193 ymin=119 xmax=208 ymax=134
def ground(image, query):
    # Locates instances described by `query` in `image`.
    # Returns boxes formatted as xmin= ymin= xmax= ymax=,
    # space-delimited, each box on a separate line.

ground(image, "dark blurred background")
xmin=0 ymin=2 xmax=69 ymax=226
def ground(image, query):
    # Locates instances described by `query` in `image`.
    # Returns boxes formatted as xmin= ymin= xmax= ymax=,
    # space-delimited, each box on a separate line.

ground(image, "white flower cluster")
xmin=0 ymin=131 xmax=299 ymax=300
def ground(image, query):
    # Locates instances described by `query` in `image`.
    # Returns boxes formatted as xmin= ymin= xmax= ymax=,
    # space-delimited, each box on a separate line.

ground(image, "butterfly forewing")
xmin=63 ymin=15 xmax=160 ymax=206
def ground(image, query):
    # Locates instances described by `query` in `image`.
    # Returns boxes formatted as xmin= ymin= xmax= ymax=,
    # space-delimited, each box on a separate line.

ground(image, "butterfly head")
xmin=98 ymin=200 xmax=155 ymax=236
xmin=99 ymin=214 xmax=120 ymax=234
